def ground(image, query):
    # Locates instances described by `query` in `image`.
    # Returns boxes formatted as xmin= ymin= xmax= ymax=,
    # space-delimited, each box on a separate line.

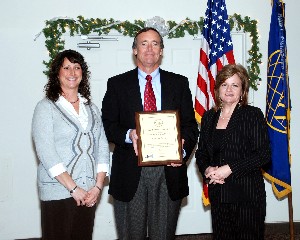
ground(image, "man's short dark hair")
xmin=132 ymin=27 xmax=164 ymax=49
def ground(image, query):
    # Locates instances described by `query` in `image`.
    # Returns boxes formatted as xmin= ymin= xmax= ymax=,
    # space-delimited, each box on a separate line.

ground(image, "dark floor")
xmin=174 ymin=222 xmax=300 ymax=240
xmin=16 ymin=222 xmax=300 ymax=240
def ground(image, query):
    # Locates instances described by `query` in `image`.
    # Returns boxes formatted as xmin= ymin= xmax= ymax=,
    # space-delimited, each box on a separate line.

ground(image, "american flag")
xmin=195 ymin=0 xmax=235 ymax=206
xmin=195 ymin=0 xmax=235 ymax=123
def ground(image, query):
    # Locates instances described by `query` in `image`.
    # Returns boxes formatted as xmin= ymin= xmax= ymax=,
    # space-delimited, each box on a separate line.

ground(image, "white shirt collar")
xmin=57 ymin=94 xmax=89 ymax=130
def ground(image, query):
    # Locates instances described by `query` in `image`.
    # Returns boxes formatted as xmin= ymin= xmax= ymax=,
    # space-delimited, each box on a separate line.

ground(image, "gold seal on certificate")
xmin=135 ymin=110 xmax=182 ymax=166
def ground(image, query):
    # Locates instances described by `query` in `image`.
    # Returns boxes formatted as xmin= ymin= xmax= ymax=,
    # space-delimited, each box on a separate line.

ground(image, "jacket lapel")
xmin=206 ymin=110 xmax=220 ymax=154
xmin=126 ymin=68 xmax=143 ymax=112
xmin=221 ymin=105 xmax=242 ymax=150
xmin=160 ymin=69 xmax=174 ymax=110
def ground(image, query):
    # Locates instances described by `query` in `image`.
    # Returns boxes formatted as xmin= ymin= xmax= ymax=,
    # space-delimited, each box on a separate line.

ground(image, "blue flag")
xmin=263 ymin=0 xmax=291 ymax=198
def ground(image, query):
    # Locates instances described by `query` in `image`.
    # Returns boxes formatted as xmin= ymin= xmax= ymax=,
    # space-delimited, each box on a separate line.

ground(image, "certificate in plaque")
xmin=135 ymin=110 xmax=182 ymax=166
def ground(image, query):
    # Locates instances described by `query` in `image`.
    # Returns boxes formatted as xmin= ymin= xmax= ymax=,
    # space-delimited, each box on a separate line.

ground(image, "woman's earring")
xmin=219 ymin=97 xmax=223 ymax=109
xmin=238 ymin=95 xmax=242 ymax=107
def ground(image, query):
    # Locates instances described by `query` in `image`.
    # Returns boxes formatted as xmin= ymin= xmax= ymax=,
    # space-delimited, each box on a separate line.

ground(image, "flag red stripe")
xmin=203 ymin=183 xmax=209 ymax=199
xmin=194 ymin=99 xmax=206 ymax=117
xmin=196 ymin=73 xmax=209 ymax=106
xmin=199 ymin=49 xmax=209 ymax=71
xmin=226 ymin=50 xmax=235 ymax=64
xmin=216 ymin=59 xmax=224 ymax=72
xmin=207 ymin=69 xmax=216 ymax=103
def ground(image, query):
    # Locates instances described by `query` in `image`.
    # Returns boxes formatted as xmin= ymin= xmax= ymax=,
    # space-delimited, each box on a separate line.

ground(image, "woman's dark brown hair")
xmin=214 ymin=64 xmax=250 ymax=110
xmin=44 ymin=49 xmax=91 ymax=104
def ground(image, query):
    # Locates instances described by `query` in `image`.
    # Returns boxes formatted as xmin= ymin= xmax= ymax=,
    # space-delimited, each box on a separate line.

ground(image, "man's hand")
xmin=129 ymin=129 xmax=139 ymax=156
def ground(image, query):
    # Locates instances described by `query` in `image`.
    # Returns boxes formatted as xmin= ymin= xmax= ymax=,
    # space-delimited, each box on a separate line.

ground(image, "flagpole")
xmin=288 ymin=192 xmax=294 ymax=240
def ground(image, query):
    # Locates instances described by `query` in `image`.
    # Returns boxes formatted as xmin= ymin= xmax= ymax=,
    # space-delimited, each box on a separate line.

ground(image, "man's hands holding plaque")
xmin=130 ymin=129 xmax=183 ymax=167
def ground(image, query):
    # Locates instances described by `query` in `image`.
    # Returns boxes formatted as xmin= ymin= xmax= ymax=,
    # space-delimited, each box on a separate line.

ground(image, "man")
xmin=102 ymin=27 xmax=199 ymax=240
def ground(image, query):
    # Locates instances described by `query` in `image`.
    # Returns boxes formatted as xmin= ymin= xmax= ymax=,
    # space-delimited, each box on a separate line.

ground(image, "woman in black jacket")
xmin=196 ymin=64 xmax=271 ymax=240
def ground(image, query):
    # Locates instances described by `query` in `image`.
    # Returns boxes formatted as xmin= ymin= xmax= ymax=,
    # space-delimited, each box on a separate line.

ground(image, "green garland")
xmin=41 ymin=14 xmax=261 ymax=90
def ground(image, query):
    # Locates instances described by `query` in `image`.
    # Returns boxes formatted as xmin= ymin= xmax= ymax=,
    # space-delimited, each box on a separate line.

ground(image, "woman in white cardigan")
xmin=32 ymin=49 xmax=110 ymax=240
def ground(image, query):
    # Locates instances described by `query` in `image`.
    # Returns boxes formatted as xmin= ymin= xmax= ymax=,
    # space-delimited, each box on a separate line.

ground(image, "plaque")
xmin=135 ymin=110 xmax=182 ymax=166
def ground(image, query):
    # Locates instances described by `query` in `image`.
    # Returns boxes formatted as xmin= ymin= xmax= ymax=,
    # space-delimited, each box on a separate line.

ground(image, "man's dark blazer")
xmin=195 ymin=105 xmax=271 ymax=204
xmin=102 ymin=68 xmax=199 ymax=202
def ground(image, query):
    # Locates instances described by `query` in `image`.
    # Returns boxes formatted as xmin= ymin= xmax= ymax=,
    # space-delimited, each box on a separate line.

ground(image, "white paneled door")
xmin=63 ymin=32 xmax=246 ymax=239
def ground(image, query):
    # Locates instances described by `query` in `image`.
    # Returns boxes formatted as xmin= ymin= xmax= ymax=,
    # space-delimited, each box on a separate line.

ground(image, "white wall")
xmin=0 ymin=0 xmax=299 ymax=239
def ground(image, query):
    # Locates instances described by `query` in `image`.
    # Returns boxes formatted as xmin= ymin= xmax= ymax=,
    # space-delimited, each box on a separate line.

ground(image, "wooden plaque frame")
xmin=135 ymin=110 xmax=182 ymax=166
